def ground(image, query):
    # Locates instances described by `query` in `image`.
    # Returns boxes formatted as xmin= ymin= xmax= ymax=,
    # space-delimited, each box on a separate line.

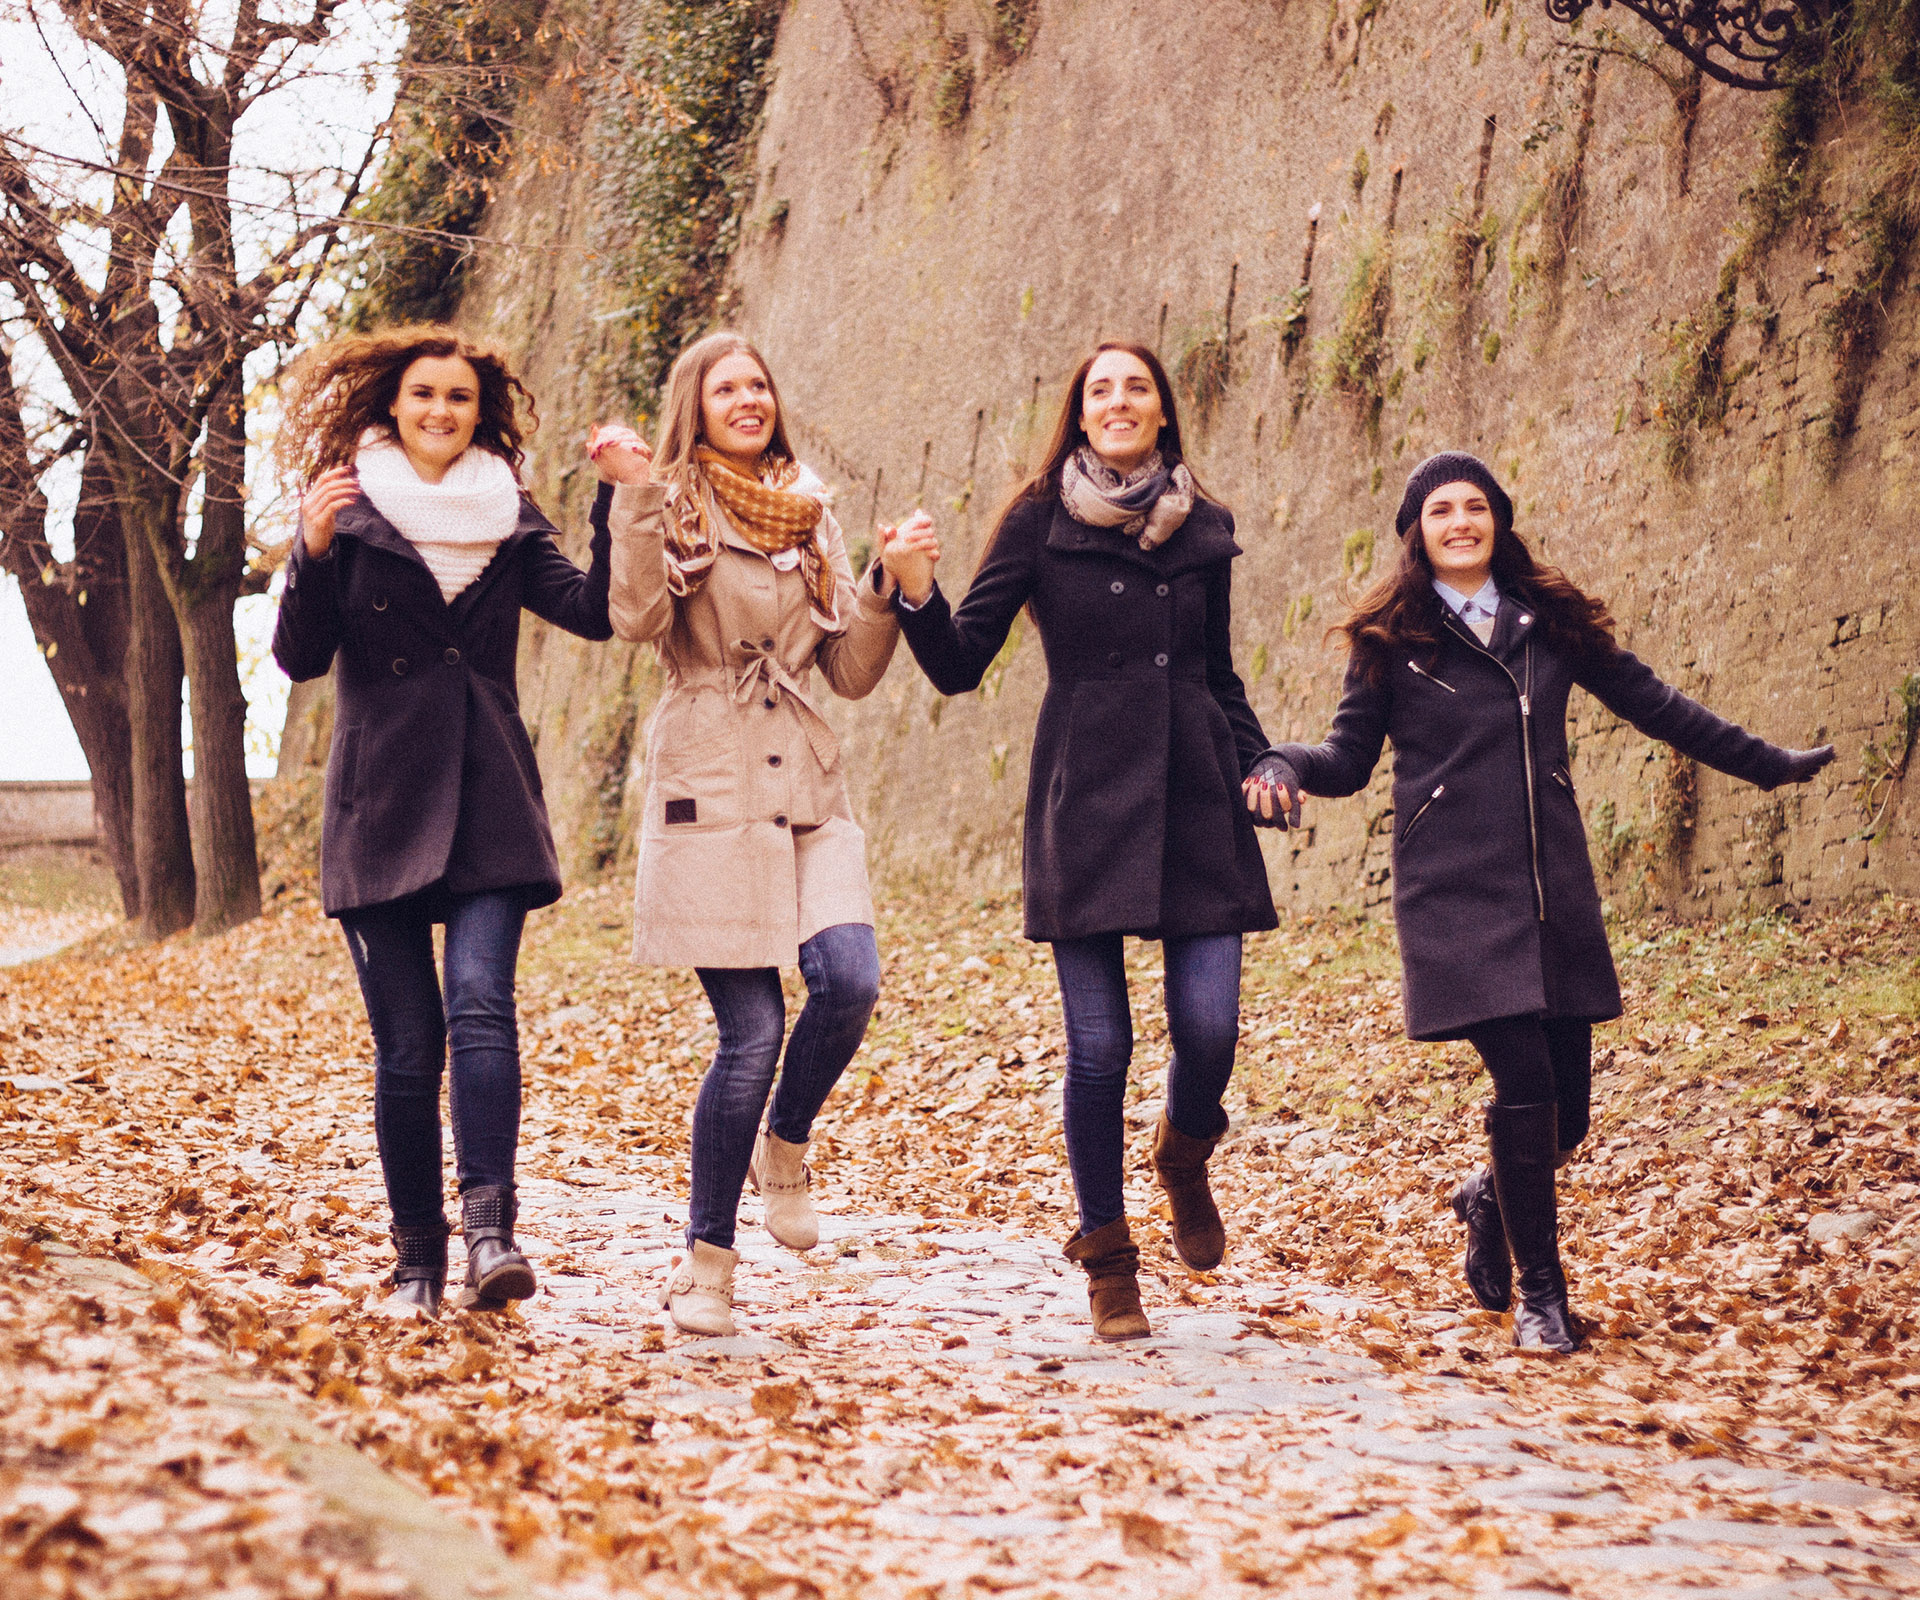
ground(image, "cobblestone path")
xmin=490 ymin=1175 xmax=1920 ymax=1598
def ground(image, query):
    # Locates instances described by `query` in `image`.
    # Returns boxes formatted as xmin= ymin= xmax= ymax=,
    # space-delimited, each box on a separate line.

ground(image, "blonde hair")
xmin=651 ymin=330 xmax=795 ymax=490
xmin=276 ymin=325 xmax=534 ymax=485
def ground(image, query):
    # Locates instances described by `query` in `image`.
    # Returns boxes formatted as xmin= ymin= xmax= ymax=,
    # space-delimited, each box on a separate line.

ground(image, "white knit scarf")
xmin=354 ymin=432 xmax=522 ymax=602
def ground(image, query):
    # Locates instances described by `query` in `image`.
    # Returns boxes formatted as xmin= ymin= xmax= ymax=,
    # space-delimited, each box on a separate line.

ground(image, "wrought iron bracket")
xmin=1542 ymin=0 xmax=1836 ymax=89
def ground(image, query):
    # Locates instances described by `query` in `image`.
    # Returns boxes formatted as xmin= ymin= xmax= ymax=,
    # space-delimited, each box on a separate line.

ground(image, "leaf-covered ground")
xmin=1 ymin=870 xmax=1917 ymax=1597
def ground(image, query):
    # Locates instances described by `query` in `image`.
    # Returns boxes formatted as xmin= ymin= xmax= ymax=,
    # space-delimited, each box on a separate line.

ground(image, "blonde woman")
xmin=591 ymin=331 xmax=920 ymax=1335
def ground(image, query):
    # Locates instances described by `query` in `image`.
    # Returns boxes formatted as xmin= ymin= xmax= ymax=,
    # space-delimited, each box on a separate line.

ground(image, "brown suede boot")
xmin=1063 ymin=1218 xmax=1151 ymax=1340
xmin=1150 ymin=1112 xmax=1227 ymax=1271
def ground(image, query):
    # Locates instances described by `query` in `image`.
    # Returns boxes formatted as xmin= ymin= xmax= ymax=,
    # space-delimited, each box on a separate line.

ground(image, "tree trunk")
xmin=125 ymin=519 xmax=195 ymax=939
xmin=181 ymin=579 xmax=261 ymax=932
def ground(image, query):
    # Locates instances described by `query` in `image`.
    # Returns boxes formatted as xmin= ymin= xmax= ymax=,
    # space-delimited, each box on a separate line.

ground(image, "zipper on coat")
xmin=1408 ymin=660 xmax=1456 ymax=692
xmin=1401 ymin=783 xmax=1445 ymax=844
xmin=1551 ymin=767 xmax=1574 ymax=793
xmin=1440 ymin=612 xmax=1546 ymax=922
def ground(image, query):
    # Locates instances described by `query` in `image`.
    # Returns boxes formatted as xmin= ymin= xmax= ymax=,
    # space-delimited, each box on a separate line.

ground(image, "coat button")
xmin=443 ymin=647 xmax=460 ymax=665
xmin=760 ymin=636 xmax=775 ymax=651
xmin=1076 ymin=533 xmax=1088 ymax=545
xmin=1110 ymin=580 xmax=1125 ymax=595
xmin=1107 ymin=650 xmax=1121 ymax=667
xmin=391 ymin=657 xmax=408 ymax=676
xmin=764 ymin=697 xmax=777 ymax=710
xmin=768 ymin=754 xmax=782 ymax=766
xmin=774 ymin=815 xmax=788 ymax=828
xmin=372 ymin=595 xmax=388 ymax=611
xmin=1154 ymin=652 xmax=1170 ymax=667
xmin=1520 ymin=613 xmax=1533 ymax=625
xmin=1156 ymin=583 xmax=1170 ymax=597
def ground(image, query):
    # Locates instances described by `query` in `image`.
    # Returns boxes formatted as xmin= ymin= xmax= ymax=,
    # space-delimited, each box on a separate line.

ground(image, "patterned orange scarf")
xmin=663 ymin=446 xmax=839 ymax=631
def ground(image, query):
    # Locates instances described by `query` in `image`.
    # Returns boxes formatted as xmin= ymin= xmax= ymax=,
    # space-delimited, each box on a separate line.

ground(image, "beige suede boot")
xmin=747 ymin=1128 xmax=819 ymax=1251
xmin=659 ymin=1240 xmax=738 ymax=1336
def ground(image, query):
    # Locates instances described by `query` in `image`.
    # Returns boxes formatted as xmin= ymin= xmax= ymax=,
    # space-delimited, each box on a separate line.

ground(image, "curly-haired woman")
xmin=1260 ymin=452 xmax=1833 ymax=1352
xmin=272 ymin=325 xmax=615 ymax=1318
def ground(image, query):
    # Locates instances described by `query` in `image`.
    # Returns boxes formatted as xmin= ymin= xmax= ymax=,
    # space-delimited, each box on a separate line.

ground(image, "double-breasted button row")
xmin=1106 ymin=579 xmax=1172 ymax=597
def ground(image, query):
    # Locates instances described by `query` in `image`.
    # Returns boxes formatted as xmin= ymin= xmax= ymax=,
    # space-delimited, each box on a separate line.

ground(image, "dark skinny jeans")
xmin=338 ymin=885 xmax=529 ymax=1231
xmin=1053 ymin=931 xmax=1243 ymax=1239
xmin=689 ymin=922 xmax=881 ymax=1251
xmin=1461 ymin=1013 xmax=1594 ymax=1152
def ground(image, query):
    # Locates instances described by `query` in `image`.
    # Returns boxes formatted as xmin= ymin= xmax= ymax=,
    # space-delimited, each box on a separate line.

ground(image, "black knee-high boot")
xmin=1449 ymin=1120 xmax=1512 ymax=1312
xmin=1487 ymin=1101 xmax=1578 ymax=1354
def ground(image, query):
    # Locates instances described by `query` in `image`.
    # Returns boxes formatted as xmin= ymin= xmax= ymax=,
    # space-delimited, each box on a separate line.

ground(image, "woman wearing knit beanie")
xmin=273 ymin=327 xmax=617 ymax=1318
xmin=1256 ymin=451 xmax=1833 ymax=1352
xmin=880 ymin=343 xmax=1292 ymax=1340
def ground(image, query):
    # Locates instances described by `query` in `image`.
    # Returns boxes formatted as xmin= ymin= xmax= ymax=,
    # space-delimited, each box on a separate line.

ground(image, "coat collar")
xmin=1043 ymin=495 xmax=1241 ymax=576
xmin=1440 ymin=592 xmax=1535 ymax=661
xmin=332 ymin=490 xmax=550 ymax=607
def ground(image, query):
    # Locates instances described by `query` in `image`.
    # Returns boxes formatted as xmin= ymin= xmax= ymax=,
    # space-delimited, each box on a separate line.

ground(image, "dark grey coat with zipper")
xmin=1270 ymin=599 xmax=1807 ymax=1041
xmin=897 ymin=492 xmax=1277 ymax=944
xmin=271 ymin=487 xmax=613 ymax=916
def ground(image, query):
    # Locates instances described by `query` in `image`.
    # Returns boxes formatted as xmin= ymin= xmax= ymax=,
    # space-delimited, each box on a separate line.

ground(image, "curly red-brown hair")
xmin=275 ymin=325 xmax=535 ymax=484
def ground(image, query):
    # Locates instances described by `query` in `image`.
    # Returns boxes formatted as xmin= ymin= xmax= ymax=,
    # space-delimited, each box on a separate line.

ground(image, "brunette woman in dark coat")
xmin=272 ymin=326 xmax=614 ymax=1318
xmin=1259 ymin=452 xmax=1833 ymax=1352
xmin=881 ymin=344 xmax=1291 ymax=1339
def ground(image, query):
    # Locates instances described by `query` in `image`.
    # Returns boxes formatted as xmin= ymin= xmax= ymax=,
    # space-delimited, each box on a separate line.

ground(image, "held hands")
xmin=1243 ymin=752 xmax=1304 ymax=830
xmin=880 ymin=509 xmax=940 ymax=605
xmin=587 ymin=423 xmax=654 ymax=485
xmin=299 ymin=465 xmax=359 ymax=558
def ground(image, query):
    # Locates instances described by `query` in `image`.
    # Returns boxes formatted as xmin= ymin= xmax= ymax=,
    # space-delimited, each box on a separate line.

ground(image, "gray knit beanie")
xmin=1394 ymin=451 xmax=1513 ymax=540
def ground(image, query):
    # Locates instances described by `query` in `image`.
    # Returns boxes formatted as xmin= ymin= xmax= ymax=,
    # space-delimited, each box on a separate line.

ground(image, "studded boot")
xmin=458 ymin=1184 xmax=535 ymax=1310
xmin=748 ymin=1128 xmax=819 ymax=1251
xmin=388 ymin=1220 xmax=449 ymax=1319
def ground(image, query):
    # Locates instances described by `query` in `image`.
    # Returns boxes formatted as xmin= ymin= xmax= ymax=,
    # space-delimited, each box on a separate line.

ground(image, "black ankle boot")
xmin=390 ymin=1220 xmax=449 ymax=1318
xmin=459 ymin=1185 xmax=535 ymax=1309
xmin=1487 ymin=1101 xmax=1578 ymax=1355
xmin=1449 ymin=1157 xmax=1512 ymax=1312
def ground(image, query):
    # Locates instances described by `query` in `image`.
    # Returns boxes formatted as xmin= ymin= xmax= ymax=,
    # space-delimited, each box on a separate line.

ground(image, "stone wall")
xmin=432 ymin=0 xmax=1917 ymax=920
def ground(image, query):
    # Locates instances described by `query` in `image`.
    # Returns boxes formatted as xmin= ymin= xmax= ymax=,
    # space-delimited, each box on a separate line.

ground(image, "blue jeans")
xmin=339 ymin=886 xmax=528 ymax=1230
xmin=1052 ymin=931 xmax=1243 ymax=1238
xmin=689 ymin=922 xmax=881 ymax=1249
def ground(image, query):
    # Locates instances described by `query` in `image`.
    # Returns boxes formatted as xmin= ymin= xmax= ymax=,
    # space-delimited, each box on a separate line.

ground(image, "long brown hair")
xmin=1008 ymin=342 xmax=1203 ymax=512
xmin=1337 ymin=515 xmax=1618 ymax=682
xmin=276 ymin=325 xmax=534 ymax=483
xmin=651 ymin=330 xmax=796 ymax=492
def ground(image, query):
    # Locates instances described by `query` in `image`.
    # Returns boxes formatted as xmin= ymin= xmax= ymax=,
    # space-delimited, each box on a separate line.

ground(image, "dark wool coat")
xmin=271 ymin=488 xmax=613 ymax=916
xmin=1272 ymin=601 xmax=1806 ymax=1040
xmin=898 ymin=493 xmax=1278 ymax=944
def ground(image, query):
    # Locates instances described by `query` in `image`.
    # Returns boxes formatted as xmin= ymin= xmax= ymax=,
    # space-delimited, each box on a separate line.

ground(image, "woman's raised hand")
xmin=299 ymin=464 xmax=359 ymax=558
xmin=881 ymin=509 xmax=940 ymax=606
xmin=587 ymin=423 xmax=654 ymax=485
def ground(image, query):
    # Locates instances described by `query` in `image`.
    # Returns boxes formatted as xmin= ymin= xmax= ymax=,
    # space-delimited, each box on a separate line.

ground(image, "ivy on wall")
xmin=342 ymin=0 xmax=555 ymax=330
xmin=589 ymin=0 xmax=785 ymax=409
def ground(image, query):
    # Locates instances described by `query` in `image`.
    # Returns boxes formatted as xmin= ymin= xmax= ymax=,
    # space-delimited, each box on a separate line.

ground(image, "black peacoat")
xmin=898 ymin=492 xmax=1278 ymax=944
xmin=271 ymin=486 xmax=613 ymax=916
xmin=1271 ymin=600 xmax=1807 ymax=1040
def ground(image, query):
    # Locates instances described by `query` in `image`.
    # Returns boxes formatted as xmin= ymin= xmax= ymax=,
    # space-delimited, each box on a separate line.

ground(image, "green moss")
xmin=1315 ymin=236 xmax=1393 ymax=439
xmin=1653 ymin=257 xmax=1746 ymax=476
xmin=1341 ymin=527 xmax=1375 ymax=581
xmin=986 ymin=0 xmax=1037 ymax=64
xmin=593 ymin=0 xmax=784 ymax=407
xmin=342 ymin=0 xmax=551 ymax=329
xmin=933 ymin=36 xmax=975 ymax=129
xmin=1349 ymin=146 xmax=1371 ymax=199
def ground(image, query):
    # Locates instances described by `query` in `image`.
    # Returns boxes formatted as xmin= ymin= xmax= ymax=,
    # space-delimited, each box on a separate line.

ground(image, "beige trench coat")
xmin=607 ymin=481 xmax=900 ymax=968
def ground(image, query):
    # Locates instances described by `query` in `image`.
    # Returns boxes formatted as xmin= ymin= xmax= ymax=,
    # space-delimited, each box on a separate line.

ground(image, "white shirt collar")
xmin=1433 ymin=575 xmax=1501 ymax=621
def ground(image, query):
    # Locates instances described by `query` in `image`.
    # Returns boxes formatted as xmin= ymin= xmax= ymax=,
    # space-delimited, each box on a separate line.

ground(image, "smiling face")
xmin=700 ymin=351 xmax=776 ymax=465
xmin=1080 ymin=348 xmax=1164 ymax=474
xmin=1420 ymin=480 xmax=1499 ymax=596
xmin=389 ymin=354 xmax=481 ymax=483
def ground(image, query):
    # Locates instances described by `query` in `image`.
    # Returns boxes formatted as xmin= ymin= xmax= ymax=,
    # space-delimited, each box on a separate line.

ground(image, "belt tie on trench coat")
xmin=718 ymin=648 xmax=842 ymax=774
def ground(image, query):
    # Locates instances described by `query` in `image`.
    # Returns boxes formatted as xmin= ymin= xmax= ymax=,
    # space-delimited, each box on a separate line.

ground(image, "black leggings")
xmin=1462 ymin=1014 xmax=1592 ymax=1152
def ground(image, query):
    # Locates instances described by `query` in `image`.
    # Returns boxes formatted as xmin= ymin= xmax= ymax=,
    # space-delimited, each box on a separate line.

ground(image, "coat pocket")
xmin=330 ymin=726 xmax=362 ymax=812
xmin=1399 ymin=782 xmax=1446 ymax=845
xmin=646 ymin=688 xmax=739 ymax=828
